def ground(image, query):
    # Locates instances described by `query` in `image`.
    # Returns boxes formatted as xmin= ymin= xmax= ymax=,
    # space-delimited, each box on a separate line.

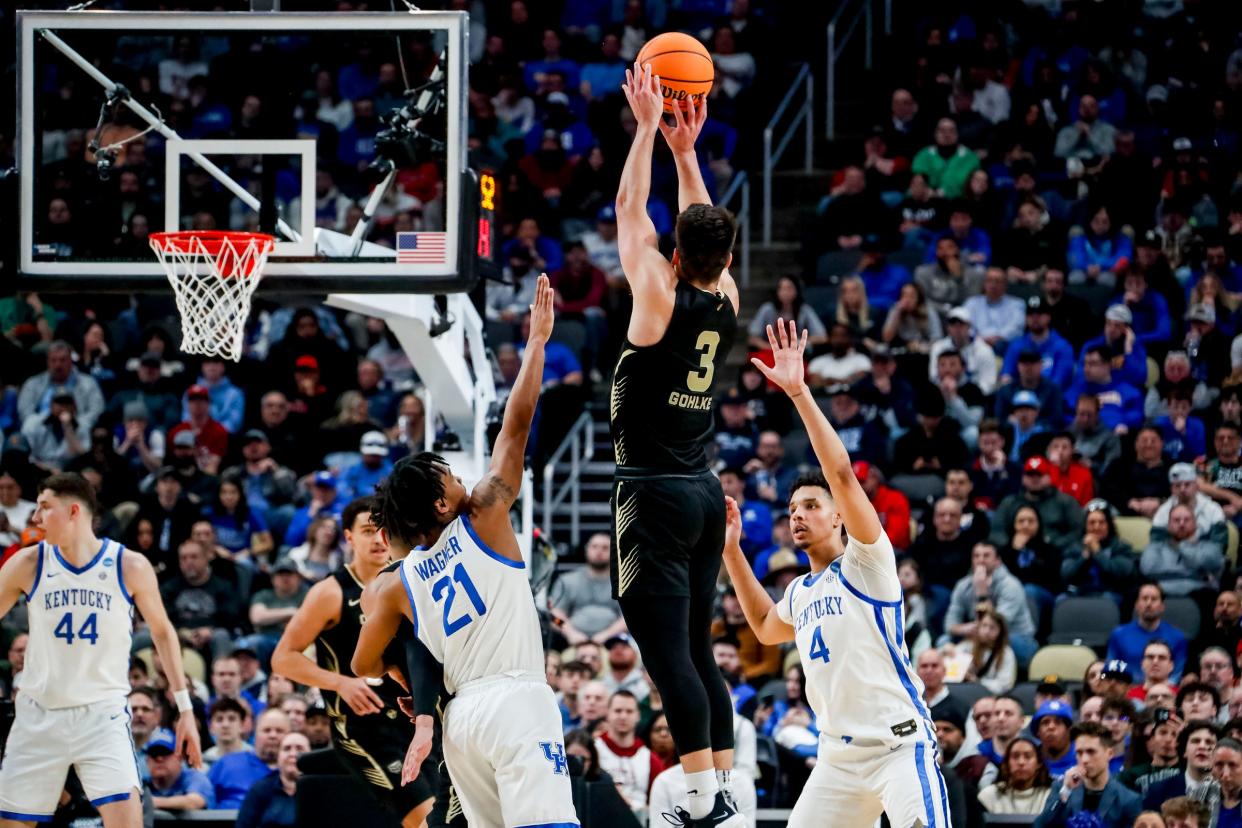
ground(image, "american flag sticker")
xmin=396 ymin=231 xmax=448 ymax=264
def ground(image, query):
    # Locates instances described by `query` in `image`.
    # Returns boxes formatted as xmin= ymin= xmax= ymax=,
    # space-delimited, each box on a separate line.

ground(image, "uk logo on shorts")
xmin=539 ymin=741 xmax=568 ymax=776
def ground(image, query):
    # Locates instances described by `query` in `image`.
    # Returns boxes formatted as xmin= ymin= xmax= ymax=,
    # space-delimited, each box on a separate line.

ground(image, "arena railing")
xmin=541 ymin=410 xmax=596 ymax=547
xmin=762 ymin=63 xmax=813 ymax=246
xmin=826 ymin=0 xmax=891 ymax=140
xmin=719 ymin=170 xmax=751 ymax=286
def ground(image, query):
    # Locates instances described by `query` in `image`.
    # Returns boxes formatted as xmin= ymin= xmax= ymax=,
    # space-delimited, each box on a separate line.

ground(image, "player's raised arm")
xmin=752 ymin=319 xmax=884 ymax=544
xmin=352 ymin=573 xmax=410 ymax=679
xmin=272 ymin=577 xmax=384 ymax=716
xmin=124 ymin=551 xmax=204 ymax=768
xmin=617 ymin=62 xmax=676 ymax=304
xmin=722 ymin=497 xmax=794 ymax=645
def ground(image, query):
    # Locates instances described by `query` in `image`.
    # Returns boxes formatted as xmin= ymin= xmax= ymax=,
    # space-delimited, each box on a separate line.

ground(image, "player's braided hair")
xmin=372 ymin=452 xmax=447 ymax=548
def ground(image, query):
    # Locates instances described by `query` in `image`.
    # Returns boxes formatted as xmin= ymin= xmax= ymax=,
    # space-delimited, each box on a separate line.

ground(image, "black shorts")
xmin=610 ymin=471 xmax=725 ymax=600
xmin=334 ymin=709 xmax=441 ymax=817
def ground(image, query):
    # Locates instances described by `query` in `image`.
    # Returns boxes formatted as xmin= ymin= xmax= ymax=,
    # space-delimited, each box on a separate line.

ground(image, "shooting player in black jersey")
xmin=611 ymin=62 xmax=742 ymax=827
xmin=272 ymin=497 xmax=457 ymax=827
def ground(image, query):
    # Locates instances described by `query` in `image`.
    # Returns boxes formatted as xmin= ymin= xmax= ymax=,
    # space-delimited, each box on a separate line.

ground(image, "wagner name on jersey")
xmin=397 ymin=514 xmax=542 ymax=693
xmin=776 ymin=531 xmax=936 ymax=745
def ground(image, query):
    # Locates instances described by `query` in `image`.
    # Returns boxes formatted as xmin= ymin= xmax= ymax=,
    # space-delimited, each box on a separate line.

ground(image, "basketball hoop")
xmin=149 ymin=230 xmax=275 ymax=361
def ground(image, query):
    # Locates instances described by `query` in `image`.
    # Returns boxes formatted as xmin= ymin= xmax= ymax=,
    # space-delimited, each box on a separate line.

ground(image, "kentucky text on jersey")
xmin=666 ymin=391 xmax=713 ymax=411
xmin=795 ymin=595 xmax=845 ymax=631
xmin=44 ymin=588 xmax=113 ymax=612
xmin=412 ymin=536 xmax=464 ymax=582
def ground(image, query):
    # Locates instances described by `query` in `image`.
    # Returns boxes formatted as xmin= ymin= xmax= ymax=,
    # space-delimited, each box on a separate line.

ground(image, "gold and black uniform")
xmin=609 ymin=280 xmax=737 ymax=599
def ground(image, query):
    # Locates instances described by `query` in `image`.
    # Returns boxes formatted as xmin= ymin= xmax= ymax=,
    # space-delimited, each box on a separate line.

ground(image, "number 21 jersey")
xmin=610 ymin=280 xmax=737 ymax=475
xmin=397 ymin=515 xmax=542 ymax=693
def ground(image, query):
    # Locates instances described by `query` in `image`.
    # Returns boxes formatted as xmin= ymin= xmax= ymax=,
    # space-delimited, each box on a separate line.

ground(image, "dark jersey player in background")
xmin=611 ymin=63 xmax=742 ymax=827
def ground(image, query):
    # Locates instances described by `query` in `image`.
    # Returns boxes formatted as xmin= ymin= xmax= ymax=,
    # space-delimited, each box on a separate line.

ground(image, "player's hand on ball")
xmin=401 ymin=714 xmax=435 ymax=786
xmin=175 ymin=711 xmax=203 ymax=769
xmin=659 ymin=94 xmax=707 ymax=154
xmin=621 ymin=61 xmax=664 ymax=128
xmin=527 ymin=274 xmax=554 ymax=345
xmin=723 ymin=495 xmax=743 ymax=554
xmin=751 ymin=317 xmax=808 ymax=397
xmin=338 ymin=676 xmax=385 ymax=716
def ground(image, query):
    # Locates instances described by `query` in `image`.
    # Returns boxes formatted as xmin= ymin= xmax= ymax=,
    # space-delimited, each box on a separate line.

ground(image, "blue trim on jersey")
xmin=89 ymin=792 xmax=132 ymax=807
xmin=116 ymin=542 xmax=134 ymax=605
xmin=0 ymin=811 xmax=53 ymax=822
xmin=873 ymin=604 xmax=937 ymax=734
xmin=54 ymin=538 xmax=109 ymax=574
xmin=25 ymin=541 xmax=45 ymax=602
xmin=512 ymin=823 xmax=580 ymax=828
xmin=398 ymin=563 xmax=420 ymax=637
xmin=461 ymin=514 xmax=524 ymax=569
xmin=914 ymin=742 xmax=937 ymax=828
xmin=837 ymin=564 xmax=902 ymax=608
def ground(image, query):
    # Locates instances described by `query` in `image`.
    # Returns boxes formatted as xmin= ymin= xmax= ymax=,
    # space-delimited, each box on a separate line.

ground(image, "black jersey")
xmin=315 ymin=566 xmax=406 ymax=732
xmin=610 ymin=280 xmax=737 ymax=475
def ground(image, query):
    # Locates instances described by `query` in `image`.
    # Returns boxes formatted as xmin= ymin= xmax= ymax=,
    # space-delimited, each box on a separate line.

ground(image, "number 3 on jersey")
xmin=54 ymin=611 xmax=99 ymax=646
xmin=432 ymin=563 xmax=487 ymax=636
xmin=808 ymin=626 xmax=830 ymax=663
xmin=686 ymin=330 xmax=720 ymax=393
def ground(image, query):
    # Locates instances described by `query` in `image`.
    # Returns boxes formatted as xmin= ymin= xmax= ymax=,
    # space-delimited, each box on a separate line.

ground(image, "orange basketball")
xmin=636 ymin=32 xmax=714 ymax=114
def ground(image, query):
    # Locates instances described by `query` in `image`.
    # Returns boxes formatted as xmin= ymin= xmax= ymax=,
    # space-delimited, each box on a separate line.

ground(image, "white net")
xmin=149 ymin=231 xmax=274 ymax=362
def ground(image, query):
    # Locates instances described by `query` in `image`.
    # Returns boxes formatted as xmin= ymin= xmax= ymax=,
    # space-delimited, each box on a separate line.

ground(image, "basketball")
xmin=636 ymin=32 xmax=714 ymax=113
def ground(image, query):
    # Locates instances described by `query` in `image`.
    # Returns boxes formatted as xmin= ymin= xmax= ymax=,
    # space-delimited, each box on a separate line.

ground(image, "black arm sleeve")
xmin=403 ymin=625 xmax=444 ymax=718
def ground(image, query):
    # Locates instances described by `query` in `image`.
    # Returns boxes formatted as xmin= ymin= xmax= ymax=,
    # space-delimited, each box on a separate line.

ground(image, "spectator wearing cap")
xmin=1034 ymin=700 xmax=1078 ymax=776
xmin=1068 ymin=205 xmax=1133 ymax=289
xmin=1064 ymin=343 xmax=1146 ymax=434
xmin=855 ymin=460 xmax=912 ymax=550
xmin=915 ymin=236 xmax=985 ymax=318
xmin=146 ymin=727 xmax=215 ymax=811
xmin=1122 ymin=268 xmax=1174 ymax=348
xmin=114 ymin=400 xmax=166 ymax=474
xmin=1037 ymin=721 xmax=1142 ymax=828
xmin=755 ymin=546 xmax=810 ymax=596
xmin=601 ymin=633 xmax=647 ymax=702
xmin=714 ymin=388 xmax=760 ymax=469
xmin=581 ymin=205 xmax=622 ymax=281
xmin=807 ymin=324 xmax=872 ymax=386
xmin=822 ymin=382 xmax=888 ymax=468
xmin=978 ymin=736 xmax=1054 ymax=817
xmin=965 ymin=267 xmax=1027 ymax=353
xmin=1108 ymin=585 xmax=1190 ymax=683
xmin=337 ymin=430 xmax=393 ymax=502
xmin=892 ymin=389 xmax=970 ymax=500
xmin=237 ymin=557 xmax=308 ymax=666
xmin=1185 ymin=302 xmax=1234 ymax=390
xmin=222 ymin=429 xmax=298 ymax=540
xmin=169 ymin=384 xmax=230 ymax=462
xmin=912 ymin=118 xmax=981 ymax=199
xmin=1154 ymin=464 xmax=1228 ymax=546
xmin=996 ymin=347 xmax=1064 ymax=429
xmin=183 ymin=355 xmax=245 ymax=434
xmin=931 ymin=307 xmax=999 ymax=395
xmin=1140 ymin=719 xmax=1220 ymax=813
xmin=282 ymin=471 xmax=346 ymax=549
xmin=153 ymin=428 xmax=221 ymax=505
xmin=1079 ymin=305 xmax=1149 ymax=391
xmin=990 ymin=455 xmax=1084 ymax=551
xmin=16 ymin=339 xmax=105 ymax=429
xmin=932 ymin=704 xmax=990 ymax=793
xmin=1118 ymin=708 xmax=1182 ymax=795
xmin=129 ymin=467 xmax=202 ymax=576
xmin=106 ymin=351 xmax=182 ymax=432
xmin=21 ymin=388 xmax=90 ymax=472
xmin=944 ymin=541 xmax=1038 ymax=665
xmin=852 ymin=233 xmax=913 ymax=316
xmin=1000 ymin=296 xmax=1076 ymax=391
xmin=550 ymin=532 xmax=627 ymax=647
xmin=1000 ymin=391 xmax=1048 ymax=463
xmin=286 ymin=355 xmax=335 ymax=426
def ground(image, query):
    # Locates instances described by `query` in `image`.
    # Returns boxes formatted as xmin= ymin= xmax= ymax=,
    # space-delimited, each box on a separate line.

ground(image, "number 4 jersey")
xmin=397 ymin=515 xmax=543 ymax=694
xmin=21 ymin=539 xmax=135 ymax=709
xmin=610 ymin=280 xmax=737 ymax=475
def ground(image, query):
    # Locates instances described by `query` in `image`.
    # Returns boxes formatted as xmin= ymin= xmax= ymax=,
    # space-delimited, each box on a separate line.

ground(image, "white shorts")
xmin=788 ymin=739 xmax=950 ymax=828
xmin=0 ymin=693 xmax=141 ymax=822
xmin=441 ymin=672 xmax=579 ymax=828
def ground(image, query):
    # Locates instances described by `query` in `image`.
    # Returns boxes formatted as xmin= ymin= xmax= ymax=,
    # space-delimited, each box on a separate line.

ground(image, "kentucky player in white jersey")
xmin=720 ymin=320 xmax=950 ymax=828
xmin=354 ymin=276 xmax=579 ymax=828
xmin=0 ymin=472 xmax=201 ymax=827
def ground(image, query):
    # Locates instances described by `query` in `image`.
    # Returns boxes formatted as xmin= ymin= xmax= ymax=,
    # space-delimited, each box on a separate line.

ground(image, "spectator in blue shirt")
xmin=523 ymin=29 xmax=581 ymax=93
xmin=1031 ymin=701 xmax=1078 ymax=777
xmin=965 ymin=268 xmax=1027 ymax=352
xmin=1154 ymin=386 xmax=1207 ymax=463
xmin=1064 ymin=344 xmax=1145 ymax=432
xmin=338 ymin=430 xmax=393 ymax=502
xmin=853 ymin=234 xmax=912 ymax=316
xmin=1079 ymin=305 xmax=1148 ymax=390
xmin=1106 ymin=583 xmax=1189 ymax=683
xmin=235 ymin=731 xmax=309 ymax=828
xmin=927 ymin=203 xmax=992 ymax=267
xmin=209 ymin=708 xmax=290 ymax=809
xmin=208 ymin=655 xmax=267 ymax=721
xmin=184 ymin=356 xmax=245 ymax=434
xmin=146 ymin=728 xmax=216 ymax=811
xmin=719 ymin=467 xmax=772 ymax=559
xmin=502 ymin=216 xmax=565 ymax=274
xmin=336 ymin=99 xmax=380 ymax=172
xmin=283 ymin=471 xmax=346 ymax=549
xmin=1067 ymin=205 xmax=1132 ymax=288
xmin=579 ymin=32 xmax=626 ymax=100
xmin=1121 ymin=268 xmax=1173 ymax=348
xmin=1000 ymin=297 xmax=1076 ymax=389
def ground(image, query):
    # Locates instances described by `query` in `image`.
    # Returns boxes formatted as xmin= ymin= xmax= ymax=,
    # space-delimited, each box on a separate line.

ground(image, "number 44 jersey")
xmin=398 ymin=515 xmax=543 ymax=694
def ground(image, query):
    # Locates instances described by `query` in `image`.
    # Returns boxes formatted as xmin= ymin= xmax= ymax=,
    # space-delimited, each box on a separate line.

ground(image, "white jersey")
xmin=22 ymin=538 xmax=134 ymax=709
xmin=777 ymin=532 xmax=935 ymax=746
xmin=398 ymin=514 xmax=543 ymax=693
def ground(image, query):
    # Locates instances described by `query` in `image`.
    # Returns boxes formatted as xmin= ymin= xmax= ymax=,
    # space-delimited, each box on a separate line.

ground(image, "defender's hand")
xmin=401 ymin=715 xmax=435 ymax=786
xmin=660 ymin=94 xmax=707 ymax=154
xmin=724 ymin=495 xmax=743 ymax=553
xmin=527 ymin=274 xmax=554 ymax=345
xmin=622 ymin=61 xmax=664 ymax=129
xmin=751 ymin=318 xmax=809 ymax=397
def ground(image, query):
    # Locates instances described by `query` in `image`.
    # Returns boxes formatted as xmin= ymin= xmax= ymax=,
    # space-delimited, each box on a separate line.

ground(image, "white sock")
xmin=716 ymin=768 xmax=734 ymax=805
xmin=685 ymin=768 xmax=719 ymax=819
